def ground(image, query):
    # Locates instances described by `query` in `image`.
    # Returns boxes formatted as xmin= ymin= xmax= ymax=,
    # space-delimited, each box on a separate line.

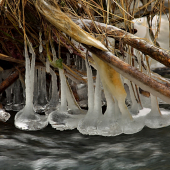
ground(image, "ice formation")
xmin=97 ymin=81 xmax=122 ymax=136
xmin=14 ymin=39 xmax=48 ymax=131
xmin=12 ymin=79 xmax=24 ymax=111
xmin=45 ymin=67 xmax=59 ymax=114
xmin=5 ymin=85 xmax=13 ymax=111
xmin=1 ymin=1 xmax=169 ymax=136
xmin=0 ymin=104 xmax=10 ymax=122
xmin=145 ymin=94 xmax=170 ymax=128
xmin=78 ymin=59 xmax=101 ymax=135
xmin=48 ymin=68 xmax=85 ymax=130
xmin=34 ymin=66 xmax=48 ymax=112
xmin=92 ymin=53 xmax=145 ymax=135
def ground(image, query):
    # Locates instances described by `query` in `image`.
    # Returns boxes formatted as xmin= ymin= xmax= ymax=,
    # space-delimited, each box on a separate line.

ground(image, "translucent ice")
xmin=34 ymin=66 xmax=48 ymax=113
xmin=12 ymin=79 xmax=24 ymax=111
xmin=15 ymin=39 xmax=48 ymax=131
xmin=0 ymin=104 xmax=10 ymax=122
xmin=78 ymin=58 xmax=100 ymax=135
xmin=4 ymin=85 xmax=13 ymax=111
xmin=97 ymin=82 xmax=122 ymax=136
xmin=48 ymin=68 xmax=85 ymax=130
xmin=124 ymin=79 xmax=141 ymax=115
xmin=45 ymin=68 xmax=59 ymax=115
xmin=92 ymin=53 xmax=144 ymax=135
xmin=145 ymin=94 xmax=170 ymax=128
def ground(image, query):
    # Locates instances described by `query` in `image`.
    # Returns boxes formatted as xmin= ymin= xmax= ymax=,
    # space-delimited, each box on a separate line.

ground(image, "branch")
xmin=85 ymin=45 xmax=170 ymax=104
xmin=76 ymin=19 xmax=170 ymax=68
xmin=0 ymin=68 xmax=25 ymax=94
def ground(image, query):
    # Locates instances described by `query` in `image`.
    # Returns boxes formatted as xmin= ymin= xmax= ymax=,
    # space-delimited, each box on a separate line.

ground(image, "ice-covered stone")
xmin=0 ymin=109 xmax=10 ymax=122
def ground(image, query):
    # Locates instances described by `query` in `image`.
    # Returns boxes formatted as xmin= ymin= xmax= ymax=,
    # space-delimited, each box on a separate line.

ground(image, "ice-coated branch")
xmin=85 ymin=45 xmax=170 ymax=104
xmin=76 ymin=19 xmax=170 ymax=68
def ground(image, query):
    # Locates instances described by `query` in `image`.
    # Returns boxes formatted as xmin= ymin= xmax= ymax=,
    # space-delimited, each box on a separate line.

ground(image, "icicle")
xmin=82 ymin=58 xmax=86 ymax=72
xmin=34 ymin=66 xmax=48 ymax=112
xmin=124 ymin=79 xmax=141 ymax=115
xmin=59 ymin=68 xmax=67 ymax=112
xmin=33 ymin=68 xmax=38 ymax=103
xmin=78 ymin=57 xmax=100 ymax=135
xmin=145 ymin=94 xmax=170 ymax=128
xmin=50 ymin=38 xmax=57 ymax=62
xmin=45 ymin=68 xmax=59 ymax=114
xmin=76 ymin=83 xmax=88 ymax=108
xmin=48 ymin=67 xmax=86 ymax=130
xmin=92 ymin=53 xmax=144 ymax=134
xmin=3 ymin=70 xmax=13 ymax=110
xmin=12 ymin=79 xmax=24 ymax=111
xmin=4 ymin=85 xmax=13 ymax=111
xmin=39 ymin=31 xmax=43 ymax=53
xmin=62 ymin=81 xmax=86 ymax=129
xmin=97 ymin=82 xmax=122 ymax=136
xmin=14 ymin=39 xmax=48 ymax=131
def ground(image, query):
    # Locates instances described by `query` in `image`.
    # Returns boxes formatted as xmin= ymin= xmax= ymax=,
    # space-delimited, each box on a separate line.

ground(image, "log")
xmin=76 ymin=19 xmax=170 ymax=68
xmin=85 ymin=45 xmax=170 ymax=104
xmin=0 ymin=68 xmax=25 ymax=94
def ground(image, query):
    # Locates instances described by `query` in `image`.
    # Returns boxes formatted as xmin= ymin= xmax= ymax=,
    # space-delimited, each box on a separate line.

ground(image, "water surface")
xmin=0 ymin=113 xmax=170 ymax=170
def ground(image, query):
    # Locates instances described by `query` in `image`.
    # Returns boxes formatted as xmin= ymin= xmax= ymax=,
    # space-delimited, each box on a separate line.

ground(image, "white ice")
xmin=34 ymin=66 xmax=48 ymax=112
xmin=4 ymin=85 xmax=13 ymax=111
xmin=48 ymin=68 xmax=85 ymax=131
xmin=0 ymin=109 xmax=10 ymax=122
xmin=124 ymin=79 xmax=141 ymax=115
xmin=145 ymin=94 xmax=170 ymax=128
xmin=14 ymin=39 xmax=48 ymax=131
xmin=97 ymin=82 xmax=122 ymax=136
xmin=78 ymin=58 xmax=101 ymax=135
xmin=12 ymin=79 xmax=24 ymax=111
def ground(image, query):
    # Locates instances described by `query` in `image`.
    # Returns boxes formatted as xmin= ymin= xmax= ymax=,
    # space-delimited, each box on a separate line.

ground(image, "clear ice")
xmin=97 ymin=82 xmax=122 ymax=136
xmin=45 ymin=67 xmax=59 ymax=114
xmin=12 ymin=79 xmax=24 ymax=111
xmin=0 ymin=105 xmax=10 ymax=122
xmin=77 ymin=57 xmax=100 ymax=135
xmin=14 ymin=39 xmax=48 ymax=131
xmin=34 ymin=66 xmax=48 ymax=112
xmin=145 ymin=94 xmax=170 ymax=128
xmin=48 ymin=68 xmax=85 ymax=131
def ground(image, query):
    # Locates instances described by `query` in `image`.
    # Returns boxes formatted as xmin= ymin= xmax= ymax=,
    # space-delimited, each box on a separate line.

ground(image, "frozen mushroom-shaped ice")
xmin=145 ymin=94 xmax=170 ymax=128
xmin=14 ymin=40 xmax=48 ymax=131
xmin=92 ymin=53 xmax=144 ymax=135
xmin=78 ymin=58 xmax=100 ymax=135
xmin=48 ymin=68 xmax=85 ymax=130
xmin=97 ymin=82 xmax=122 ymax=136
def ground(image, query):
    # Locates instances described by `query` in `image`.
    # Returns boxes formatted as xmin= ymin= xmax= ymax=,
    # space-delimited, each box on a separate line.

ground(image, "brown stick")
xmin=85 ymin=45 xmax=170 ymax=104
xmin=0 ymin=68 xmax=25 ymax=93
xmin=77 ymin=20 xmax=170 ymax=67
xmin=0 ymin=53 xmax=44 ymax=66
xmin=0 ymin=53 xmax=25 ymax=65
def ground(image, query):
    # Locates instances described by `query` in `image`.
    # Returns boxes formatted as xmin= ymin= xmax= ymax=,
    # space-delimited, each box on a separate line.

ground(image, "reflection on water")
xmin=0 ymin=113 xmax=170 ymax=170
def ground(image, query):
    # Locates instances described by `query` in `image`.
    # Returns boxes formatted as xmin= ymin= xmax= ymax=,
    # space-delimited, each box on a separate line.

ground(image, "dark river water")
xmin=0 ymin=112 xmax=170 ymax=170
